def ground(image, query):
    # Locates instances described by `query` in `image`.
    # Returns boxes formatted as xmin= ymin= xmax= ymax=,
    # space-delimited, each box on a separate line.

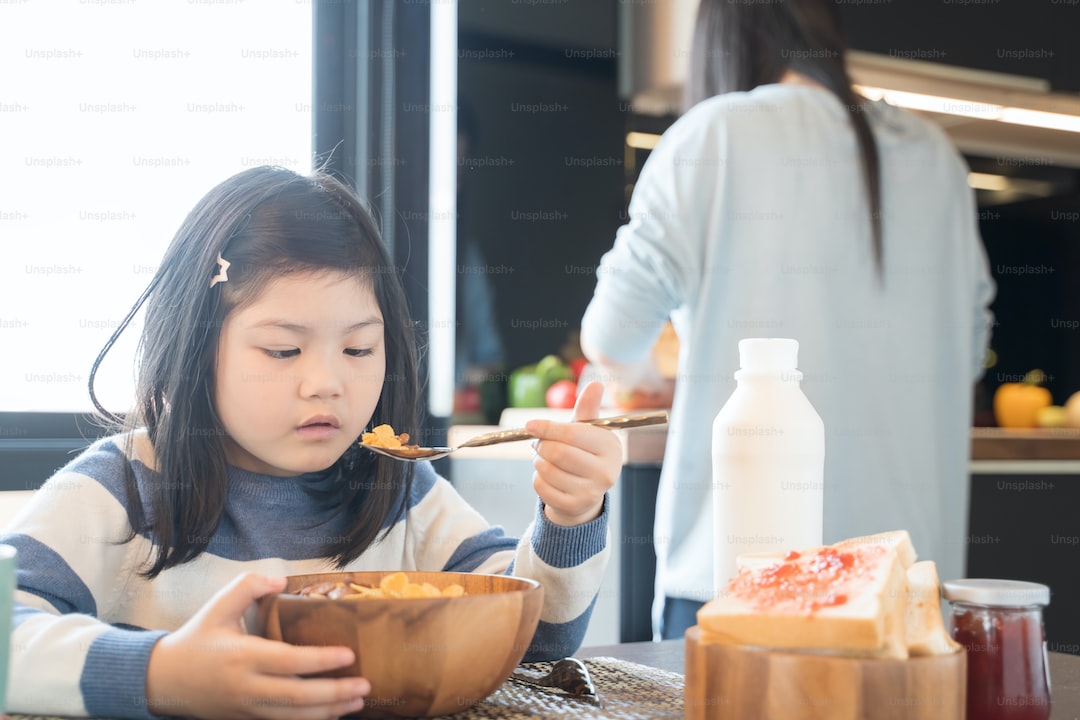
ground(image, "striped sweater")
xmin=3 ymin=431 xmax=610 ymax=718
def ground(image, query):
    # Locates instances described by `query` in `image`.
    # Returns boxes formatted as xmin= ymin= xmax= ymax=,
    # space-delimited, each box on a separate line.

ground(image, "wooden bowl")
xmin=254 ymin=571 xmax=543 ymax=718
xmin=685 ymin=626 xmax=966 ymax=720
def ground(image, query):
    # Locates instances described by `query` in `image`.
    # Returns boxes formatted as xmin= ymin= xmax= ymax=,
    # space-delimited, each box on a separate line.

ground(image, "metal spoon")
xmin=509 ymin=657 xmax=602 ymax=707
xmin=359 ymin=411 xmax=668 ymax=462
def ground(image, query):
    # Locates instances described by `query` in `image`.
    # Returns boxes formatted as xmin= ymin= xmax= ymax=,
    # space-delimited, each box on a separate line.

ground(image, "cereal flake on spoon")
xmin=360 ymin=423 xmax=434 ymax=457
xmin=361 ymin=423 xmax=412 ymax=448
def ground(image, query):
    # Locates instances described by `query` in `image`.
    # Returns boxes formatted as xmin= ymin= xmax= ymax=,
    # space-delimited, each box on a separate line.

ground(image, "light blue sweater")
xmin=581 ymin=84 xmax=995 ymax=636
xmin=4 ymin=431 xmax=609 ymax=718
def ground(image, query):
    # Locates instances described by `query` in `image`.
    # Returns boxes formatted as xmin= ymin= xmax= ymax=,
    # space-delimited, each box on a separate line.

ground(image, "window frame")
xmin=1 ymin=0 xmax=437 ymax=488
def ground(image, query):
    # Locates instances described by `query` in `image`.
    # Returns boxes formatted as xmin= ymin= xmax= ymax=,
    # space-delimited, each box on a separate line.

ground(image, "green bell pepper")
xmin=507 ymin=355 xmax=573 ymax=408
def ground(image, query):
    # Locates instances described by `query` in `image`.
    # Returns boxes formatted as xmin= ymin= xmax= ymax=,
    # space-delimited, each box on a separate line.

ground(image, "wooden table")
xmin=10 ymin=639 xmax=1080 ymax=718
xmin=580 ymin=639 xmax=1080 ymax=719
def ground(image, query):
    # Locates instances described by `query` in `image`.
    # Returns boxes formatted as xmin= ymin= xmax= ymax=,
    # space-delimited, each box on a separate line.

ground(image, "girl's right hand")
xmin=146 ymin=573 xmax=370 ymax=719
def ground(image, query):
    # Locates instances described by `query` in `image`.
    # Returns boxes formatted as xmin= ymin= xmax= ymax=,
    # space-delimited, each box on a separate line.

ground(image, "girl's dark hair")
xmin=89 ymin=166 xmax=419 ymax=578
xmin=686 ymin=0 xmax=883 ymax=276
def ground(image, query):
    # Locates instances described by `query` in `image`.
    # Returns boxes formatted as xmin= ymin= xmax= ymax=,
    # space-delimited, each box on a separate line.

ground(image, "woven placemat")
xmin=7 ymin=657 xmax=684 ymax=720
xmin=433 ymin=657 xmax=684 ymax=720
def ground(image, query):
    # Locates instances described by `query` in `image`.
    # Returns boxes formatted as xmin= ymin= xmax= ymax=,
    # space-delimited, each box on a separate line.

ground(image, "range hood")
xmin=617 ymin=4 xmax=1080 ymax=169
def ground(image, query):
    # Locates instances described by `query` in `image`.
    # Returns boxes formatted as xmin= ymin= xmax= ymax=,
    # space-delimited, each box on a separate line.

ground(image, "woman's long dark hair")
xmin=89 ymin=166 xmax=419 ymax=578
xmin=687 ymin=0 xmax=883 ymax=276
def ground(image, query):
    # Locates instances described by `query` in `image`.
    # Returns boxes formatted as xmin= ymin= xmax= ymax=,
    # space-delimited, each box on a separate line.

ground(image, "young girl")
xmin=4 ymin=166 xmax=620 ymax=719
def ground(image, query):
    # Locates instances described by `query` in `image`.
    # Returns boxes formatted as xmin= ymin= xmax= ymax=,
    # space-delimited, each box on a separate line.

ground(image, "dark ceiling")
xmin=837 ymin=0 xmax=1078 ymax=92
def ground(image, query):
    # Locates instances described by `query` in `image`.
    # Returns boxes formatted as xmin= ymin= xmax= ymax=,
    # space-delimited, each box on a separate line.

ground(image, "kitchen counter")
xmin=970 ymin=428 xmax=1080 ymax=476
xmin=450 ymin=414 xmax=1080 ymax=650
xmin=966 ymin=428 xmax=1080 ymax=658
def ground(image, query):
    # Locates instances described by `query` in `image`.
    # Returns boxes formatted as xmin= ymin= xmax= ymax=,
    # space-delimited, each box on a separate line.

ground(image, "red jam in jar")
xmin=943 ymin=579 xmax=1051 ymax=720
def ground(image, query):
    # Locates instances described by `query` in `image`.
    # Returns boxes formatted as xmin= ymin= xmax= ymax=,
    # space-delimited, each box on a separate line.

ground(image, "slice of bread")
xmin=735 ymin=530 xmax=917 ymax=574
xmin=904 ymin=561 xmax=961 ymax=657
xmin=835 ymin=530 xmax=918 ymax=569
xmin=700 ymin=536 xmax=910 ymax=659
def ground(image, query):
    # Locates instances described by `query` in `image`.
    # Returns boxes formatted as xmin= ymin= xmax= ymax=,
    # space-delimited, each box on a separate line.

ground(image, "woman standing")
xmin=580 ymin=0 xmax=995 ymax=639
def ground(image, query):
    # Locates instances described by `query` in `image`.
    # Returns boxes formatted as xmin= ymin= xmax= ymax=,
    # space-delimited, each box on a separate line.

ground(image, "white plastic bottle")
xmin=712 ymin=338 xmax=825 ymax=595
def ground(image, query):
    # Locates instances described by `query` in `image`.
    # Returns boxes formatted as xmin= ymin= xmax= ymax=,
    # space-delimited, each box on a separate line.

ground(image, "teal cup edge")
xmin=0 ymin=543 xmax=15 ymax=714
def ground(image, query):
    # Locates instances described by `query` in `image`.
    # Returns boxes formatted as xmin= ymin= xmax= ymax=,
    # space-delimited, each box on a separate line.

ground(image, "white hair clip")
xmin=210 ymin=253 xmax=231 ymax=288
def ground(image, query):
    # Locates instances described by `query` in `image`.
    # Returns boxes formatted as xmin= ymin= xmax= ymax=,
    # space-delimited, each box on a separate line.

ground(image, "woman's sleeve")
xmin=946 ymin=150 xmax=996 ymax=380
xmin=967 ymin=199 xmax=996 ymax=381
xmin=971 ymin=251 xmax=996 ymax=381
xmin=2 ymin=439 xmax=166 ymax=720
xmin=581 ymin=106 xmax=722 ymax=364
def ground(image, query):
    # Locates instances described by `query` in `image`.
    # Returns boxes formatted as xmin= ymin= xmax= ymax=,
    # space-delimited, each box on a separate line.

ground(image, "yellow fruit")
xmin=1036 ymin=406 xmax=1068 ymax=429
xmin=1065 ymin=391 xmax=1080 ymax=429
xmin=993 ymin=370 xmax=1052 ymax=429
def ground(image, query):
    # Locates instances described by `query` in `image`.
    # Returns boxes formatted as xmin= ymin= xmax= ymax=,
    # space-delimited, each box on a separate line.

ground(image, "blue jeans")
xmin=661 ymin=596 xmax=705 ymax=640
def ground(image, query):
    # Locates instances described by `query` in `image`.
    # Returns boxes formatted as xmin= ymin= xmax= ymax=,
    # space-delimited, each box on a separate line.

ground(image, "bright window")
xmin=0 ymin=0 xmax=312 ymax=412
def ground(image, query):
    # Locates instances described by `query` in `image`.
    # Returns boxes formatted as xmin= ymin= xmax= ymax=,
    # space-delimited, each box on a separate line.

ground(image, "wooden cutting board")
xmin=684 ymin=626 xmax=966 ymax=720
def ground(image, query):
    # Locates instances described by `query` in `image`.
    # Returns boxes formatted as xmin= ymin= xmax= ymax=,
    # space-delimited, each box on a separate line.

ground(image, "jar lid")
xmin=942 ymin=578 xmax=1050 ymax=607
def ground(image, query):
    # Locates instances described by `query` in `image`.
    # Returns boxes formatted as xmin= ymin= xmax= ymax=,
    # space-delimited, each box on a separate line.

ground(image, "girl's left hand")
xmin=525 ymin=381 xmax=622 ymax=526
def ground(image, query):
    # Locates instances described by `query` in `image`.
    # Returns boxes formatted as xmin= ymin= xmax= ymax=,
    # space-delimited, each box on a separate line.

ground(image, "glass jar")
xmin=943 ymin=579 xmax=1051 ymax=720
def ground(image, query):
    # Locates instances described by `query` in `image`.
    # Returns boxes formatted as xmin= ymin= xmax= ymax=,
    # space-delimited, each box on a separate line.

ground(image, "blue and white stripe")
xmin=3 ymin=432 xmax=610 ymax=718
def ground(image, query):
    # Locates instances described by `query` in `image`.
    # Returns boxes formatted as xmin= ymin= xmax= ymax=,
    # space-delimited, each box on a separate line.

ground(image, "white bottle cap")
xmin=738 ymin=338 xmax=799 ymax=371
